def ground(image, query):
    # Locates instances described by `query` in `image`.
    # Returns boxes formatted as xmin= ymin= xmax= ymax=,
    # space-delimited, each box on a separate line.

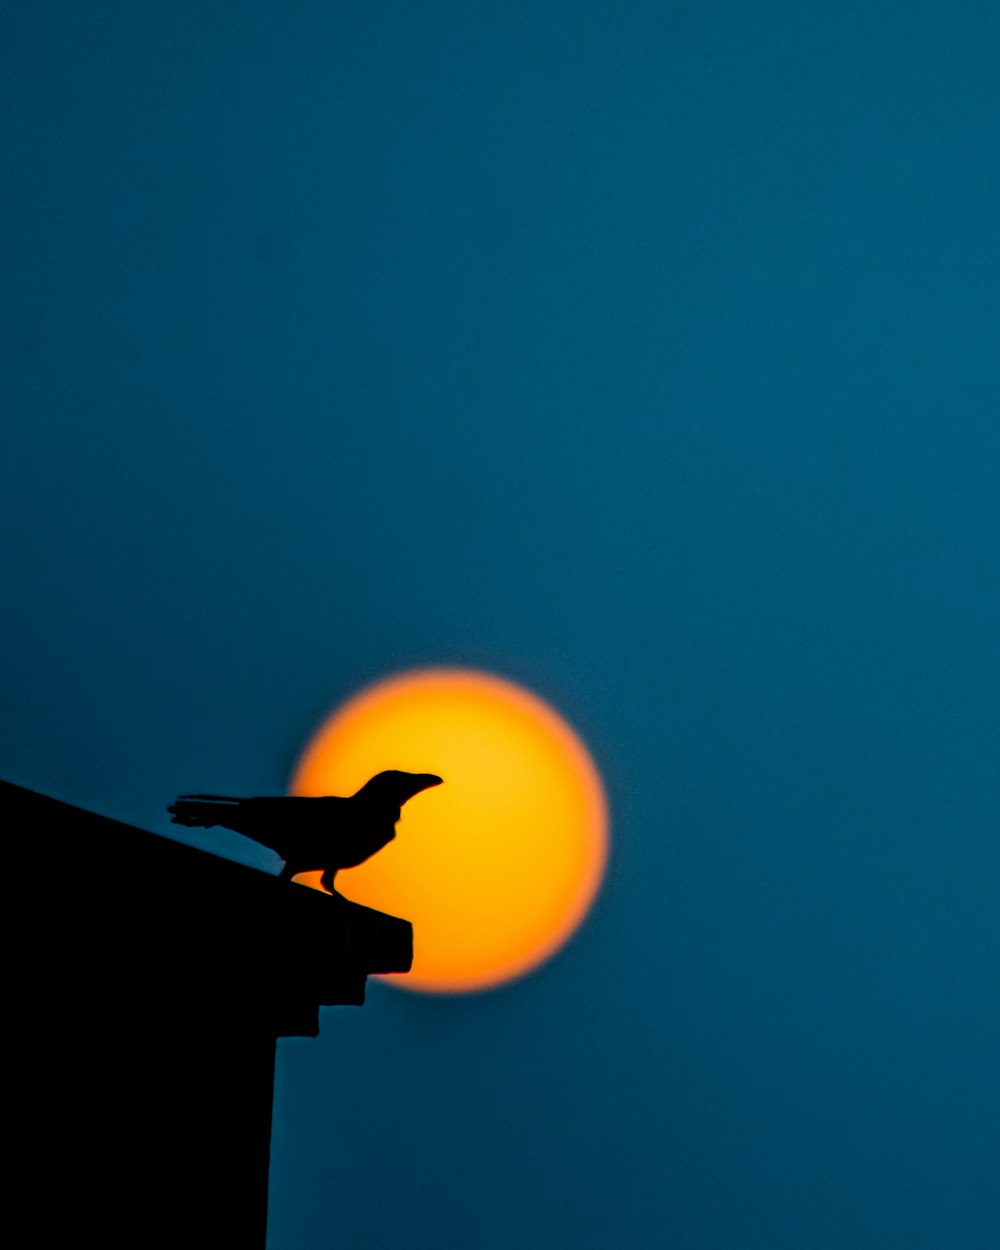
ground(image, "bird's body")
xmin=168 ymin=771 xmax=441 ymax=892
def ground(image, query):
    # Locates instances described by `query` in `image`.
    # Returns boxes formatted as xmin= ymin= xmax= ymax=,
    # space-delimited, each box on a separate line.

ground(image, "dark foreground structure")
xmin=7 ymin=780 xmax=412 ymax=1249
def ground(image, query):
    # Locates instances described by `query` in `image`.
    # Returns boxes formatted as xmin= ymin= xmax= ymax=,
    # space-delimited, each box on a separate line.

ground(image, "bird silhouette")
xmin=168 ymin=770 xmax=442 ymax=892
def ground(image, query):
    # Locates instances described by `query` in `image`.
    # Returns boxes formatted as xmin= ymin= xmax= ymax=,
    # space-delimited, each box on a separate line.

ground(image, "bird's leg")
xmin=321 ymin=867 xmax=337 ymax=895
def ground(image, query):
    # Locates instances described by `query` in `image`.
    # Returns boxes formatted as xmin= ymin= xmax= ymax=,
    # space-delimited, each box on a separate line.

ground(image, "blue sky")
xmin=2 ymin=3 xmax=998 ymax=1247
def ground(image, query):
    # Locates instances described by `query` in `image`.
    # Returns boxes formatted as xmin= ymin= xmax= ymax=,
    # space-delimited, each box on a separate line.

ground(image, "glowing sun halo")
xmin=289 ymin=669 xmax=609 ymax=994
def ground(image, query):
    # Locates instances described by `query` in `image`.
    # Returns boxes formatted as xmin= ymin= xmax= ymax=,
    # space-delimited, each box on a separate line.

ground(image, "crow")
xmin=168 ymin=770 xmax=442 ymax=892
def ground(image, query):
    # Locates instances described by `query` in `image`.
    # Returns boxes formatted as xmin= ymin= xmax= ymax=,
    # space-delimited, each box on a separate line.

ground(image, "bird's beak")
xmin=395 ymin=773 xmax=443 ymax=808
xmin=409 ymin=773 xmax=443 ymax=795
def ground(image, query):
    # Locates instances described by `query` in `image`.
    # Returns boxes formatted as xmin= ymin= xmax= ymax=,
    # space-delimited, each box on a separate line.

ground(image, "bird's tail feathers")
xmin=176 ymin=794 xmax=240 ymax=802
xmin=168 ymin=795 xmax=239 ymax=828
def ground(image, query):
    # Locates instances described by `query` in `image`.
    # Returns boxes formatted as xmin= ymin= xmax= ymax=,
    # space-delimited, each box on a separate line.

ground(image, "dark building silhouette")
xmin=7 ymin=780 xmax=412 ymax=1249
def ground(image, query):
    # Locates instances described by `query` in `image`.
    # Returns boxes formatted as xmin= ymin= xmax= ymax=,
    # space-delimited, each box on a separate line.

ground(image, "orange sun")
xmin=289 ymin=668 xmax=609 ymax=994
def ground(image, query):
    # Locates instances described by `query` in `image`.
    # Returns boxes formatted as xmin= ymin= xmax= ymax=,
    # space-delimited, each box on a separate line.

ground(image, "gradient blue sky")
xmin=3 ymin=4 xmax=998 ymax=1247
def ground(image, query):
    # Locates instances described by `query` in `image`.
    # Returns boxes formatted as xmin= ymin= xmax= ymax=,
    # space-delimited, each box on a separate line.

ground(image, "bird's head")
xmin=353 ymin=770 xmax=443 ymax=812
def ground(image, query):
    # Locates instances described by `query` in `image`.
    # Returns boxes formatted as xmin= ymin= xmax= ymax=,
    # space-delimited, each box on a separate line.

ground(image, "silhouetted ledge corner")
xmin=3 ymin=778 xmax=412 ymax=1035
xmin=8 ymin=777 xmax=414 ymax=1248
